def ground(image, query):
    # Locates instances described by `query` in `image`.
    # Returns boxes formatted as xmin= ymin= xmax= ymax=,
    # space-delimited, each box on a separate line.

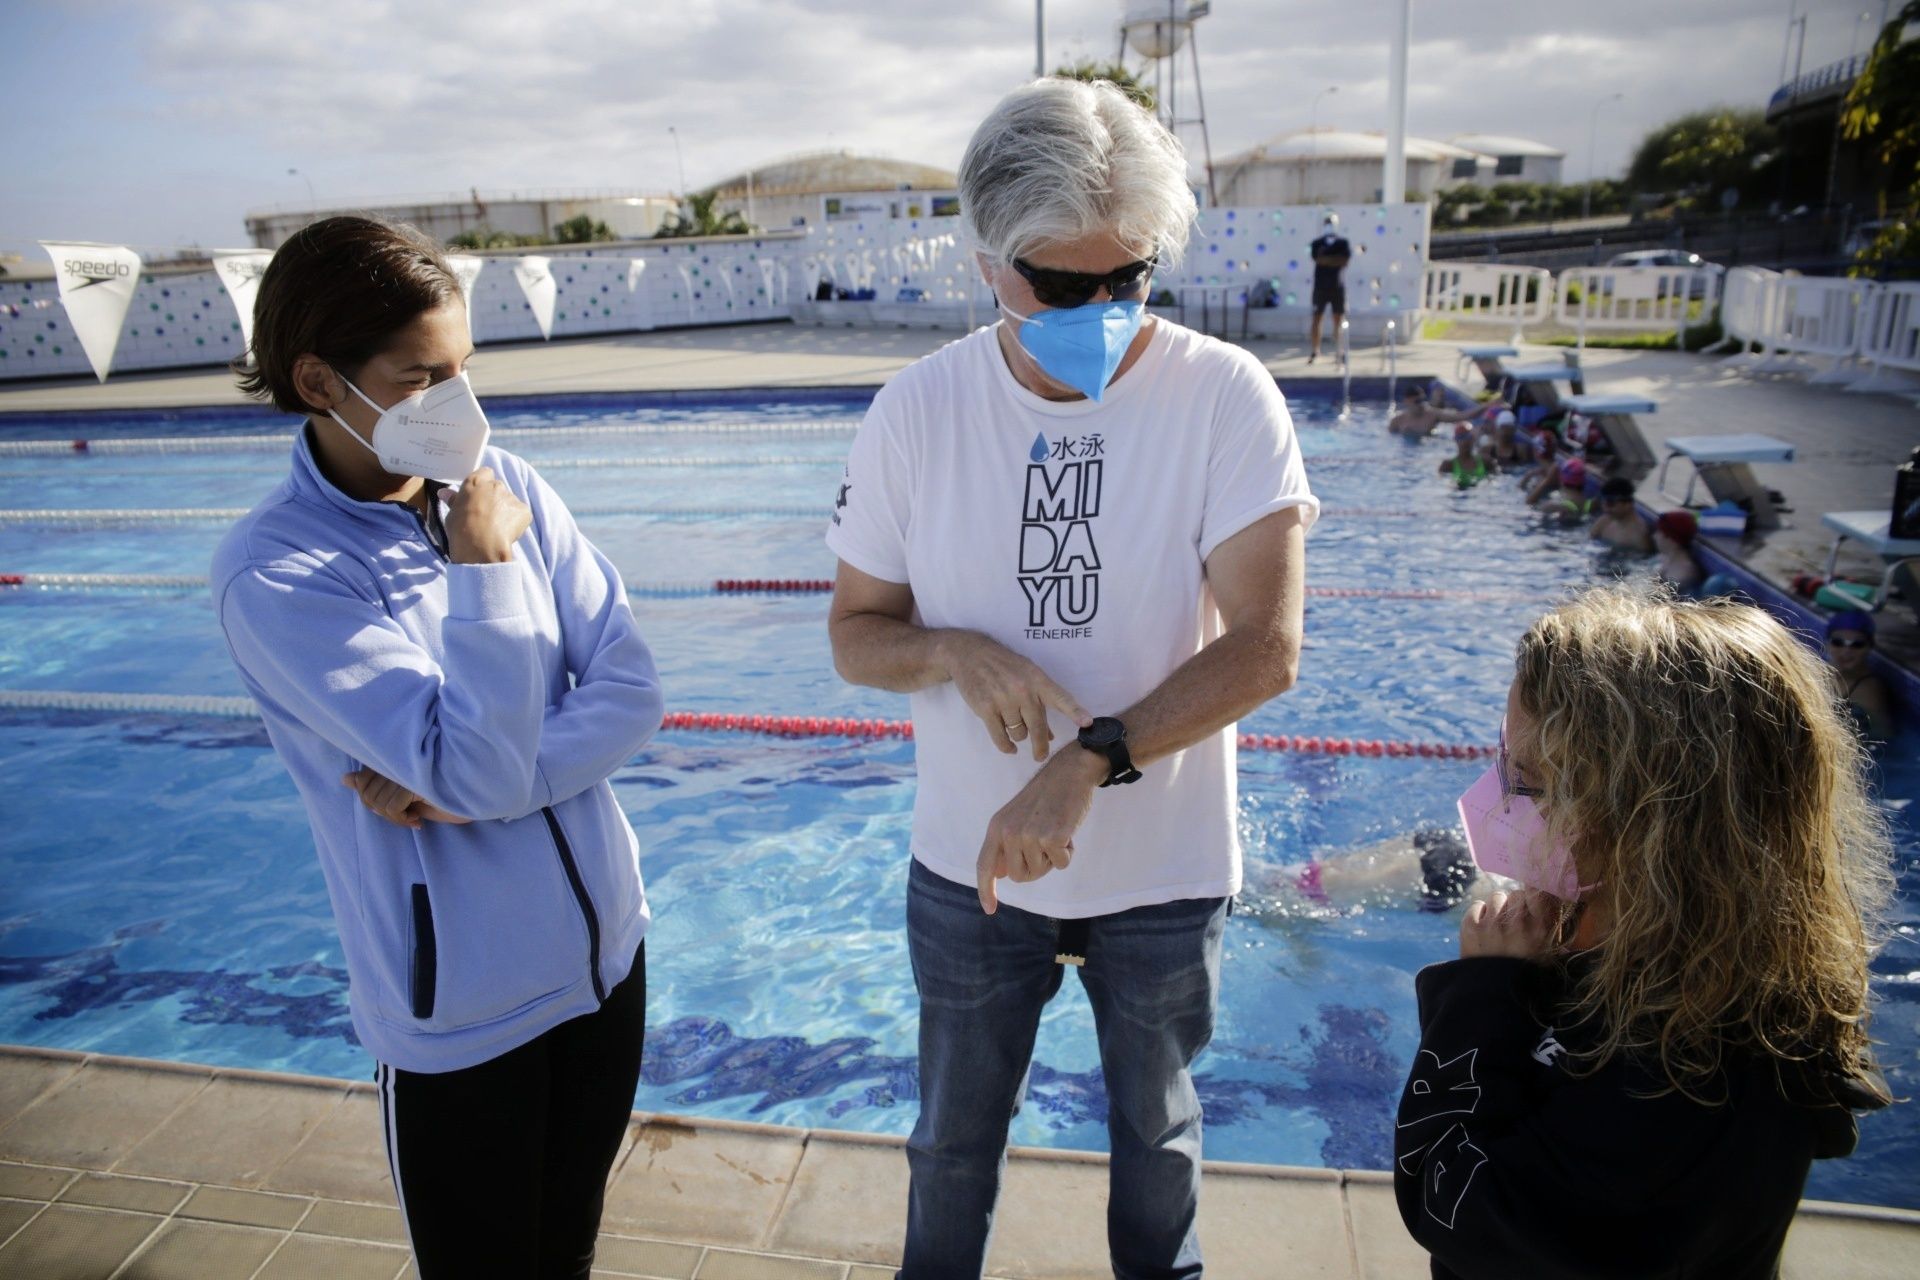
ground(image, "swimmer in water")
xmin=1824 ymin=610 xmax=1895 ymax=743
xmin=1390 ymin=385 xmax=1501 ymax=440
xmin=1250 ymin=827 xmax=1489 ymax=915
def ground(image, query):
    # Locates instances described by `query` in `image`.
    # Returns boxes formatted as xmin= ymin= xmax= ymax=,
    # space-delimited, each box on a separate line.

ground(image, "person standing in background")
xmin=1308 ymin=212 xmax=1351 ymax=364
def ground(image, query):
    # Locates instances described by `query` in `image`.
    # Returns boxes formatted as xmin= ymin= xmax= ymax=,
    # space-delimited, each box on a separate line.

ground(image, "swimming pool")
xmin=1 ymin=387 xmax=1914 ymax=1209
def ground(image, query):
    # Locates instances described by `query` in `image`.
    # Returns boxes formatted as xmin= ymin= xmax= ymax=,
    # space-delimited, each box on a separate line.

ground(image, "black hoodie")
xmin=1393 ymin=957 xmax=1886 ymax=1280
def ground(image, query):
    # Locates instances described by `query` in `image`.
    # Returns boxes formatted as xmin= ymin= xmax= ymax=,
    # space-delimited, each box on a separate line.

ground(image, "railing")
xmin=1381 ymin=318 xmax=1400 ymax=408
xmin=1714 ymin=267 xmax=1783 ymax=365
xmin=1763 ymin=275 xmax=1878 ymax=379
xmin=1848 ymin=282 xmax=1920 ymax=393
xmin=1767 ymin=55 xmax=1868 ymax=113
xmin=1556 ymin=267 xmax=1715 ymax=351
xmin=1337 ymin=316 xmax=1352 ymax=421
xmin=1420 ymin=264 xmax=1554 ymax=342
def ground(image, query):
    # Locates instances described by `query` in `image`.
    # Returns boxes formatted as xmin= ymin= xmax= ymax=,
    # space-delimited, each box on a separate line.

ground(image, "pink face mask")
xmin=1456 ymin=765 xmax=1592 ymax=901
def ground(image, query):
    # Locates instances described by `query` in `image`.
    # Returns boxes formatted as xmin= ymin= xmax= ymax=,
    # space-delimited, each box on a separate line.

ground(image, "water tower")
xmin=1117 ymin=1 xmax=1217 ymax=204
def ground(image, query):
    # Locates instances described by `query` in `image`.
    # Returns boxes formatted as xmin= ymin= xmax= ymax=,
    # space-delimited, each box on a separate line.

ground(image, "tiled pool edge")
xmin=2 ymin=1045 xmax=1915 ymax=1280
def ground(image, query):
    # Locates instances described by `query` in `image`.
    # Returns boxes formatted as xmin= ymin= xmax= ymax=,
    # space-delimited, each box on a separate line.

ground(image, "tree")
xmin=1626 ymin=108 xmax=1778 ymax=209
xmin=446 ymin=226 xmax=544 ymax=249
xmin=1841 ymin=2 xmax=1920 ymax=276
xmin=653 ymin=191 xmax=751 ymax=239
xmin=1051 ymin=60 xmax=1157 ymax=113
xmin=552 ymin=214 xmax=617 ymax=244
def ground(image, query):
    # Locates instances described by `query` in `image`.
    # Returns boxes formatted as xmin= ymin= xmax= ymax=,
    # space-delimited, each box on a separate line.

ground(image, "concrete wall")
xmin=0 ymin=203 xmax=1431 ymax=382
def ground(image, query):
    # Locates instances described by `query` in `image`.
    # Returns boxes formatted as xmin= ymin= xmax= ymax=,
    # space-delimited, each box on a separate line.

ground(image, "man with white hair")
xmin=826 ymin=77 xmax=1317 ymax=1278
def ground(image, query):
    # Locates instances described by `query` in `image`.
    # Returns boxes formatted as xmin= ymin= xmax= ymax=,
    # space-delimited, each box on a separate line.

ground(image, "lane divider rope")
xmin=0 ymin=505 xmax=1485 ymax=529
xmin=0 ymin=505 xmax=828 ymax=526
xmin=0 ymin=455 xmax=842 ymax=478
xmin=0 ymin=420 xmax=866 ymax=457
xmin=0 ymin=572 xmax=1529 ymax=603
xmin=0 ymin=689 xmax=1496 ymax=760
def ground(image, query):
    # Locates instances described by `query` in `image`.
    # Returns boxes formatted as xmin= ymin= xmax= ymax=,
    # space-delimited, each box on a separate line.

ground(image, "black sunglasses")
xmin=1011 ymin=255 xmax=1157 ymax=308
xmin=1828 ymin=635 xmax=1872 ymax=650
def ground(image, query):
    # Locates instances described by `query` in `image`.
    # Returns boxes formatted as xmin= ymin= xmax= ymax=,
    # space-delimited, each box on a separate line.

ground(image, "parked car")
xmin=1602 ymin=250 xmax=1723 ymax=299
xmin=1844 ymin=219 xmax=1899 ymax=258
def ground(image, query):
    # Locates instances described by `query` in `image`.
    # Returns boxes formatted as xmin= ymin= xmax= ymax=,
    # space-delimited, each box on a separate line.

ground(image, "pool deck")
xmin=2 ymin=1046 xmax=1916 ymax=1280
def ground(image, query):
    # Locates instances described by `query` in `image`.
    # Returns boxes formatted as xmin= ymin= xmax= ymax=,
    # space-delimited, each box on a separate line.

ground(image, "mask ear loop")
xmin=322 ymin=369 xmax=389 ymax=458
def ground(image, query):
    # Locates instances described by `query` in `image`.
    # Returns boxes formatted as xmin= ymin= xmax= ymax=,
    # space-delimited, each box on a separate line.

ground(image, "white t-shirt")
xmin=825 ymin=319 xmax=1318 ymax=917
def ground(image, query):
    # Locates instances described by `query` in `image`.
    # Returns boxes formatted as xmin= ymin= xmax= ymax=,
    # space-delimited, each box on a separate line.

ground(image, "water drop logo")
xmin=1030 ymin=433 xmax=1050 ymax=463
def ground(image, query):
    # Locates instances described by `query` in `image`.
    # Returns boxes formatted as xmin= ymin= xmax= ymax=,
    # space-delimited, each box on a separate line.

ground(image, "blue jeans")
xmin=899 ymin=858 xmax=1229 ymax=1280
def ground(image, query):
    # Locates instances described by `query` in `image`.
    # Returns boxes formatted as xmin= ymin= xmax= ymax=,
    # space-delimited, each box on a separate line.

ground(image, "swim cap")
xmin=1414 ymin=828 xmax=1477 ymax=913
xmin=1827 ymin=609 xmax=1875 ymax=639
xmin=1654 ymin=509 xmax=1698 ymax=547
xmin=1558 ymin=457 xmax=1586 ymax=486
xmin=1454 ymin=423 xmax=1474 ymax=442
xmin=1494 ymin=409 xmax=1516 ymax=429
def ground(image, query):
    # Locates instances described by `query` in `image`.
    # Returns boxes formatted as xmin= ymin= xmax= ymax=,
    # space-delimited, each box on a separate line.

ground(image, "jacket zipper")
xmin=405 ymin=490 xmax=605 ymax=1003
xmin=543 ymin=807 xmax=607 ymax=1002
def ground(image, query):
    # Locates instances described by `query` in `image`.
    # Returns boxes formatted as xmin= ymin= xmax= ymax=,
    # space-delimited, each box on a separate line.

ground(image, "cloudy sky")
xmin=1 ymin=0 xmax=1890 ymax=257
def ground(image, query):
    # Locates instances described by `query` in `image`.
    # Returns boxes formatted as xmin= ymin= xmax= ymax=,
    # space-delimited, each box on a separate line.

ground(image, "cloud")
xmin=15 ymin=0 xmax=1882 ymax=246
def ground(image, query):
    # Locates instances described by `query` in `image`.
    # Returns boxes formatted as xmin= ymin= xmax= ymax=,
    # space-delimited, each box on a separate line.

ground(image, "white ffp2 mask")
xmin=328 ymin=370 xmax=491 ymax=484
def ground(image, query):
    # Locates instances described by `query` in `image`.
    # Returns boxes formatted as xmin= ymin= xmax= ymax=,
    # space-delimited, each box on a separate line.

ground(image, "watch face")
xmin=1083 ymin=717 xmax=1125 ymax=748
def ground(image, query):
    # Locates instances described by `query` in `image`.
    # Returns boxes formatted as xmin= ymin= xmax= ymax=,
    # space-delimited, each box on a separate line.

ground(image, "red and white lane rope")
xmin=0 ymin=420 xmax=865 ymax=457
xmin=0 ymin=690 xmax=1496 ymax=760
xmin=1 ymin=572 xmax=1529 ymax=604
xmin=0 ymin=504 xmax=828 ymax=527
xmin=0 ymin=455 xmax=842 ymax=478
xmin=0 ymin=504 xmax=1497 ymax=529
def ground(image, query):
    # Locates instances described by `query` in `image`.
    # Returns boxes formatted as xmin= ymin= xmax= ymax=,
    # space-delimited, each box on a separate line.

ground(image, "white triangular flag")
xmin=513 ymin=255 xmax=556 ymax=339
xmin=626 ymin=258 xmax=648 ymax=292
xmin=445 ymin=255 xmax=484 ymax=328
xmin=210 ymin=250 xmax=274 ymax=351
xmin=758 ymin=259 xmax=777 ymax=303
xmin=41 ymin=242 xmax=141 ymax=382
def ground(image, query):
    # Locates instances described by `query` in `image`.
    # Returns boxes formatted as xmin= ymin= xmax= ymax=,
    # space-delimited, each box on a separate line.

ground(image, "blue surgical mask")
xmin=1000 ymin=298 xmax=1146 ymax=402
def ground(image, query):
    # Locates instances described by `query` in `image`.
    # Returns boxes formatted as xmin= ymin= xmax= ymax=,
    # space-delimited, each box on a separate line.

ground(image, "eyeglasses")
xmin=1498 ymin=721 xmax=1544 ymax=799
xmin=1828 ymin=635 xmax=1871 ymax=650
xmin=1010 ymin=255 xmax=1157 ymax=308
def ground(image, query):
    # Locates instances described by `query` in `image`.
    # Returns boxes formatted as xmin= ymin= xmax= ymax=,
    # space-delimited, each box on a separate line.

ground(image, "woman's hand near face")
xmin=1460 ymin=888 xmax=1561 ymax=960
xmin=445 ymin=467 xmax=532 ymax=564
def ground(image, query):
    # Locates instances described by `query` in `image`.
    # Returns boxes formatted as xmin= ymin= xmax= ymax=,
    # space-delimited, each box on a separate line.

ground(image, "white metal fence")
xmin=1714 ymin=267 xmax=1781 ymax=367
xmin=1556 ymin=267 xmax=1715 ymax=349
xmin=1849 ymin=281 xmax=1920 ymax=393
xmin=1420 ymin=264 xmax=1553 ymax=342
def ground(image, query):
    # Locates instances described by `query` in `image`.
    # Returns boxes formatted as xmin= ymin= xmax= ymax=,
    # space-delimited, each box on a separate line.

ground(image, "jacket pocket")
xmin=409 ymin=884 xmax=438 ymax=1020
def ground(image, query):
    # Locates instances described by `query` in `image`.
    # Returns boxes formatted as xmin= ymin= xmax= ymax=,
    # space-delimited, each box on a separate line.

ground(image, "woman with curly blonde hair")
xmin=1394 ymin=585 xmax=1893 ymax=1280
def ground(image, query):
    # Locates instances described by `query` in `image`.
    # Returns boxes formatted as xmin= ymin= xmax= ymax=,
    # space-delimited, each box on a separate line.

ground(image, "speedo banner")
xmin=513 ymin=256 xmax=556 ymax=340
xmin=41 ymin=242 xmax=143 ymax=382
xmin=211 ymin=250 xmax=274 ymax=351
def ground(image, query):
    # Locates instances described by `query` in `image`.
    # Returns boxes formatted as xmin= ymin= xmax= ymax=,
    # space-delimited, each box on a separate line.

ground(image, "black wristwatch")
xmin=1078 ymin=716 xmax=1142 ymax=787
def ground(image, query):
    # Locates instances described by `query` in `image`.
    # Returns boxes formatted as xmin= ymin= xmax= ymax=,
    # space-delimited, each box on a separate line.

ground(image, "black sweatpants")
xmin=377 ymin=942 xmax=646 ymax=1279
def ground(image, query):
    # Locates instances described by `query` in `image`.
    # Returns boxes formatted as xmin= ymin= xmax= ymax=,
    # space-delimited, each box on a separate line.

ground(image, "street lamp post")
xmin=1583 ymin=93 xmax=1624 ymax=221
xmin=1306 ymin=85 xmax=1338 ymax=203
xmin=667 ymin=127 xmax=687 ymax=195
xmin=287 ymin=167 xmax=316 ymax=208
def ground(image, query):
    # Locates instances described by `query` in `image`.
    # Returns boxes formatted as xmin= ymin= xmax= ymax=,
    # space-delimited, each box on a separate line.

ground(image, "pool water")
xmin=1 ymin=389 xmax=1915 ymax=1209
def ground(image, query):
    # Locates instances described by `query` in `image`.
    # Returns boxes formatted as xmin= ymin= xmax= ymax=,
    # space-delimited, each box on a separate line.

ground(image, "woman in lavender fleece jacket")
xmin=210 ymin=217 xmax=661 ymax=1279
